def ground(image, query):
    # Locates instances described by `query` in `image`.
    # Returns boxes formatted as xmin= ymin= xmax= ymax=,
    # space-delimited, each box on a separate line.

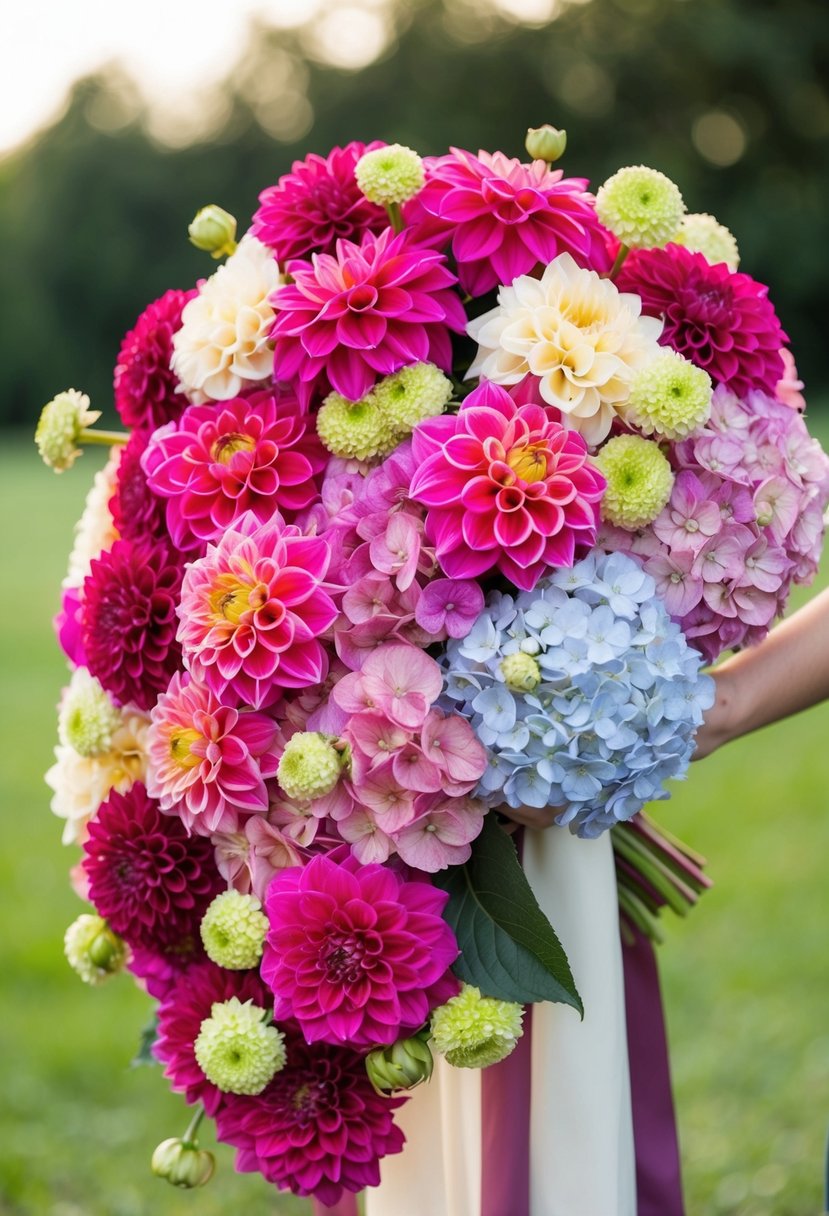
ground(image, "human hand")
xmin=692 ymin=667 xmax=738 ymax=760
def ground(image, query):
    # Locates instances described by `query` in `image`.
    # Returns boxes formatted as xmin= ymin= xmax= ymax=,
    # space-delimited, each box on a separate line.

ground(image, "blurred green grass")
xmin=2 ymin=427 xmax=829 ymax=1215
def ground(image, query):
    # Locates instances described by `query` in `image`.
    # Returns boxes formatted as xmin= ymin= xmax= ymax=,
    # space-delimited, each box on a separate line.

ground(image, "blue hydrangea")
xmin=440 ymin=552 xmax=715 ymax=837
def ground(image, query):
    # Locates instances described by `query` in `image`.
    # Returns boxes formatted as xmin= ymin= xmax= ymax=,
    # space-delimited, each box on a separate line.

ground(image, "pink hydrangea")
xmin=406 ymin=147 xmax=611 ymax=296
xmin=261 ymin=852 xmax=459 ymax=1047
xmin=271 ymin=228 xmax=466 ymax=403
xmin=146 ymin=671 xmax=280 ymax=836
xmin=177 ymin=514 xmax=338 ymax=709
xmin=142 ymin=390 xmax=326 ymax=550
xmin=114 ymin=288 xmax=196 ymax=430
xmin=212 ymin=813 xmax=304 ymax=901
xmin=409 ymin=380 xmax=606 ymax=590
xmin=617 ymin=245 xmax=786 ymax=399
xmin=215 ymin=1027 xmax=406 ymax=1205
xmin=252 ymin=142 xmax=388 ymax=262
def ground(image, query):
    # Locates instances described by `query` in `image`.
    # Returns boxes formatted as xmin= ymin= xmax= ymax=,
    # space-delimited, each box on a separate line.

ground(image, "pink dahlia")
xmin=83 ymin=539 xmax=183 ymax=710
xmin=406 ymin=147 xmax=611 ymax=296
xmin=147 ymin=671 xmax=280 ymax=836
xmin=271 ymin=228 xmax=466 ymax=403
xmin=409 ymin=380 xmax=606 ymax=590
xmin=83 ymin=783 xmax=222 ymax=955
xmin=252 ymin=142 xmax=388 ymax=261
xmin=216 ymin=1027 xmax=405 ymax=1204
xmin=154 ymin=960 xmax=272 ymax=1116
xmin=177 ymin=514 xmax=337 ymax=709
xmin=617 ymin=244 xmax=786 ymax=398
xmin=142 ymin=390 xmax=327 ymax=550
xmin=54 ymin=586 xmax=86 ymax=668
xmin=108 ymin=429 xmax=168 ymax=544
xmin=261 ymin=853 xmax=459 ymax=1048
xmin=114 ymin=288 xmax=196 ymax=430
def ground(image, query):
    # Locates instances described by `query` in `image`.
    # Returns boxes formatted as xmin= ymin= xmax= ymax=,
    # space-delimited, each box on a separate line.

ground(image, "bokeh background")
xmin=2 ymin=1 xmax=829 ymax=1213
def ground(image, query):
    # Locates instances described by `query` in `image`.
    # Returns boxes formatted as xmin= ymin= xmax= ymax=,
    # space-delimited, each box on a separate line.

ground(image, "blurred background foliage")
xmin=2 ymin=0 xmax=829 ymax=428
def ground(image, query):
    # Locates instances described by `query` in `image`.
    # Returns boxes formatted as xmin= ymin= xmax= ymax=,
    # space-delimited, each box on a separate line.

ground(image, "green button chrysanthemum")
xmin=200 ymin=890 xmax=268 ymax=970
xmin=59 ymin=669 xmax=121 ymax=757
xmin=317 ymin=391 xmax=396 ymax=461
xmin=194 ymin=998 xmax=286 ymax=1095
xmin=624 ymin=350 xmax=712 ymax=440
xmin=35 ymin=389 xmax=101 ymax=472
xmin=374 ymin=363 xmax=453 ymax=435
xmin=596 ymin=166 xmax=685 ymax=251
xmin=500 ymin=652 xmax=541 ymax=692
xmin=594 ymin=434 xmax=675 ymax=530
xmin=430 ymin=984 xmax=524 ymax=1069
xmin=64 ymin=913 xmax=126 ymax=985
xmin=355 ymin=143 xmax=425 ymax=205
xmin=673 ymin=211 xmax=740 ymax=270
xmin=277 ymin=731 xmax=344 ymax=802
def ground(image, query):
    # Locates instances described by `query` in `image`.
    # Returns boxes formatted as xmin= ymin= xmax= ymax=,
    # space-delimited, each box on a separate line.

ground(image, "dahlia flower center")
xmin=506 ymin=442 xmax=549 ymax=483
xmin=346 ymin=284 xmax=379 ymax=312
xmin=320 ymin=931 xmax=377 ymax=984
xmin=168 ymin=727 xmax=203 ymax=769
xmin=289 ymin=1077 xmax=331 ymax=1121
xmin=209 ymin=574 xmax=255 ymax=625
xmin=211 ymin=433 xmax=256 ymax=464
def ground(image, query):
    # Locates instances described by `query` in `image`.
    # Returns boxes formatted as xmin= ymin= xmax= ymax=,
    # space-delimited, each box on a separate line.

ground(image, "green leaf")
xmin=433 ymin=817 xmax=583 ymax=1015
xmin=130 ymin=1011 xmax=159 ymax=1068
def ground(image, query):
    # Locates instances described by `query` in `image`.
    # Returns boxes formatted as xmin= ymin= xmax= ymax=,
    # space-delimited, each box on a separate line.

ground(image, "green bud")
xmin=151 ymin=1138 xmax=215 ymax=1189
xmin=64 ymin=914 xmax=127 ymax=985
xmin=188 ymin=205 xmax=238 ymax=259
xmin=365 ymin=1034 xmax=434 ymax=1094
xmin=525 ymin=125 xmax=567 ymax=164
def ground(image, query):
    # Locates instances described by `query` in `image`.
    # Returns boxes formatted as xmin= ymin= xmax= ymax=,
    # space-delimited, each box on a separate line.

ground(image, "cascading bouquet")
xmin=36 ymin=125 xmax=829 ymax=1205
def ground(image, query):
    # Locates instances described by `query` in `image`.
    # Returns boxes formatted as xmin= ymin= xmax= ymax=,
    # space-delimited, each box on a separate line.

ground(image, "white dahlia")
xmin=64 ymin=448 xmax=121 ymax=588
xmin=467 ymin=252 xmax=663 ymax=446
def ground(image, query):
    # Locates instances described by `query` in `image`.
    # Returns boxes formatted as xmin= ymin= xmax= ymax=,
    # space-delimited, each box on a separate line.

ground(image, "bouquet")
xmin=36 ymin=127 xmax=829 ymax=1205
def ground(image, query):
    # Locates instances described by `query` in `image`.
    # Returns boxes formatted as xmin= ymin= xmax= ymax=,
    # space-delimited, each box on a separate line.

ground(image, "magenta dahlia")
xmin=617 ymin=244 xmax=786 ymax=398
xmin=216 ymin=1027 xmax=405 ymax=1204
xmin=409 ymin=379 xmax=606 ymax=590
xmin=83 ymin=783 xmax=222 ymax=955
xmin=146 ymin=671 xmax=280 ymax=836
xmin=114 ymin=288 xmax=196 ymax=430
xmin=108 ymin=429 xmax=168 ymax=544
xmin=177 ymin=513 xmax=338 ymax=709
xmin=271 ymin=228 xmax=467 ymax=403
xmin=252 ymin=142 xmax=389 ymax=262
xmin=261 ymin=853 xmax=458 ymax=1048
xmin=142 ymin=389 xmax=326 ymax=550
xmin=405 ymin=147 xmax=611 ymax=296
xmin=83 ymin=539 xmax=183 ymax=710
xmin=154 ymin=960 xmax=272 ymax=1116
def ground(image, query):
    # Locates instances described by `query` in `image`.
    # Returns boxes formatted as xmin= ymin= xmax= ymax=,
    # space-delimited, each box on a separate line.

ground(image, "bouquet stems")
xmin=613 ymin=812 xmax=711 ymax=944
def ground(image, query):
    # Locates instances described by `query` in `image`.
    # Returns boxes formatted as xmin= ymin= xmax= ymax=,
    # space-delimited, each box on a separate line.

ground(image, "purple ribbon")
xmin=481 ymin=1004 xmax=533 ymax=1216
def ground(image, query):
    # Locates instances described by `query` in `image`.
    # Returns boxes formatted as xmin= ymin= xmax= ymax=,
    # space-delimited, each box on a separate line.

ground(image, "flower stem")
xmin=385 ymin=202 xmax=404 ymax=233
xmin=79 ymin=428 xmax=129 ymax=447
xmin=607 ymin=243 xmax=630 ymax=280
xmin=182 ymin=1105 xmax=206 ymax=1148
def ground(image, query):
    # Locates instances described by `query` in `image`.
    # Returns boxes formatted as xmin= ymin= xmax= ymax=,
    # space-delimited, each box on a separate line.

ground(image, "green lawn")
xmin=2 ymin=429 xmax=829 ymax=1215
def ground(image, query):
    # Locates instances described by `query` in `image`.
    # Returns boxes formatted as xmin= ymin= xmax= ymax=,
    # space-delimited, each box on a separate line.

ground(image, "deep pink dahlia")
xmin=114 ymin=288 xmax=196 ymax=430
xmin=146 ymin=670 xmax=280 ymax=836
xmin=271 ymin=228 xmax=467 ymax=403
xmin=83 ymin=539 xmax=183 ymax=710
xmin=54 ymin=585 xmax=86 ymax=667
xmin=142 ymin=390 xmax=326 ymax=550
xmin=108 ymin=429 xmax=168 ymax=544
xmin=405 ymin=147 xmax=611 ymax=296
xmin=216 ymin=1027 xmax=405 ymax=1205
xmin=261 ymin=853 xmax=459 ymax=1048
xmin=154 ymin=960 xmax=272 ymax=1116
xmin=409 ymin=379 xmax=606 ymax=590
xmin=177 ymin=513 xmax=337 ymax=709
xmin=83 ymin=783 xmax=222 ymax=955
xmin=617 ymin=244 xmax=786 ymax=398
xmin=252 ymin=142 xmax=389 ymax=262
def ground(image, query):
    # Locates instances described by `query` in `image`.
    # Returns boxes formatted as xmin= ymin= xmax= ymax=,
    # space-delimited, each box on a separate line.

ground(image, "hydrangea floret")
xmin=35 ymin=389 xmax=102 ymax=472
xmin=594 ymin=434 xmax=675 ymax=530
xmin=194 ymin=998 xmax=286 ymax=1095
xmin=674 ymin=212 xmax=739 ymax=270
xmin=595 ymin=165 xmax=685 ymax=251
xmin=277 ymin=731 xmax=344 ymax=802
xmin=64 ymin=914 xmax=126 ymax=985
xmin=623 ymin=350 xmax=712 ymax=440
xmin=355 ymin=143 xmax=425 ymax=206
xmin=200 ymin=890 xmax=268 ymax=970
xmin=58 ymin=668 xmax=121 ymax=757
xmin=430 ymin=984 xmax=524 ymax=1068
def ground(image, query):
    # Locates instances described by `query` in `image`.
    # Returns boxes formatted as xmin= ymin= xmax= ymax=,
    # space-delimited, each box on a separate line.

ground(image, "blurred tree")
xmin=2 ymin=0 xmax=827 ymax=427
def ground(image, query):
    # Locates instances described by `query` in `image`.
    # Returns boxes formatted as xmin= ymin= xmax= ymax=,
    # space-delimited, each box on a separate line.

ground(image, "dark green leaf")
xmin=130 ymin=1011 xmax=159 ymax=1068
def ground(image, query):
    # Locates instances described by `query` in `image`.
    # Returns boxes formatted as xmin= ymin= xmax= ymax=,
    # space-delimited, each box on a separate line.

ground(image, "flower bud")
xmin=365 ymin=1034 xmax=434 ymax=1094
xmin=35 ymin=389 xmax=100 ymax=473
xmin=188 ymin=205 xmax=238 ymax=259
xmin=525 ymin=125 xmax=567 ymax=164
xmin=151 ymin=1138 xmax=215 ymax=1189
xmin=64 ymin=914 xmax=126 ymax=985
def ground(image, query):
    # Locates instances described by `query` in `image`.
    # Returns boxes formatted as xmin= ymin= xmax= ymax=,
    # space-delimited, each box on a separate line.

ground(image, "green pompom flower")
xmin=35 ymin=389 xmax=101 ymax=472
xmin=59 ymin=668 xmax=121 ymax=757
xmin=200 ymin=890 xmax=268 ymax=970
xmin=317 ymin=391 xmax=395 ymax=461
xmin=430 ymin=984 xmax=524 ymax=1069
xmin=64 ymin=914 xmax=126 ymax=985
xmin=673 ymin=211 xmax=740 ymax=270
xmin=594 ymin=434 xmax=675 ymax=530
xmin=374 ymin=363 xmax=453 ymax=435
xmin=596 ymin=166 xmax=685 ymax=251
xmin=194 ymin=998 xmax=285 ymax=1095
xmin=277 ymin=731 xmax=344 ymax=802
xmin=624 ymin=351 xmax=712 ymax=440
xmin=500 ymin=652 xmax=541 ymax=692
xmin=355 ymin=144 xmax=425 ymax=205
